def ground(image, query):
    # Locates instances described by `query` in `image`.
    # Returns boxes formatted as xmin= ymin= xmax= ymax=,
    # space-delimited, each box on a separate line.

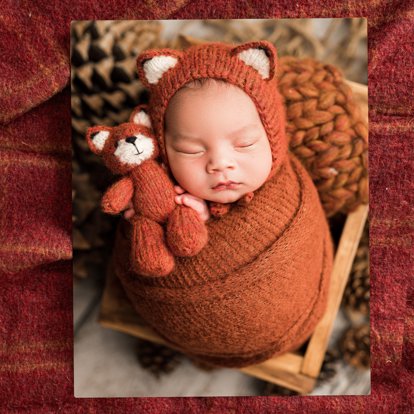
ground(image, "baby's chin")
xmin=205 ymin=190 xmax=247 ymax=204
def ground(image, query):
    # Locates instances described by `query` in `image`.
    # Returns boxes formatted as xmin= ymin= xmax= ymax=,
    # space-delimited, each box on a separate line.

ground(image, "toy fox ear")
xmin=137 ymin=49 xmax=183 ymax=87
xmin=231 ymin=41 xmax=277 ymax=80
xmin=129 ymin=105 xmax=152 ymax=128
xmin=86 ymin=126 xmax=112 ymax=154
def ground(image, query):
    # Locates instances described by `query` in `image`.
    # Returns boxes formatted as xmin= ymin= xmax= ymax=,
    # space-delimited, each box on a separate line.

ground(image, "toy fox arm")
xmin=101 ymin=176 xmax=134 ymax=214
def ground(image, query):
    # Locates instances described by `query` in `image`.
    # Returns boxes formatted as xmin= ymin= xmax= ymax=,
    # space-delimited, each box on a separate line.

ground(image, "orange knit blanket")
xmin=113 ymin=153 xmax=333 ymax=367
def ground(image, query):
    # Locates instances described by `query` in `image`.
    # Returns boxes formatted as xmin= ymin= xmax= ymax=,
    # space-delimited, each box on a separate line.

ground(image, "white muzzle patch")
xmin=114 ymin=134 xmax=154 ymax=165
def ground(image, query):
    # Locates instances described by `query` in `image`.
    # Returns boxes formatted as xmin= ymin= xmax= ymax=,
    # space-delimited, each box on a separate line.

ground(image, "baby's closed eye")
xmin=234 ymin=138 xmax=258 ymax=149
xmin=173 ymin=145 xmax=205 ymax=155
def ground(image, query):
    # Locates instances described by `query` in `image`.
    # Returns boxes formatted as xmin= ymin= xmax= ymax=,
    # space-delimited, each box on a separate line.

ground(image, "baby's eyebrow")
xmin=228 ymin=124 xmax=260 ymax=136
xmin=172 ymin=134 xmax=203 ymax=142
xmin=172 ymin=125 xmax=260 ymax=141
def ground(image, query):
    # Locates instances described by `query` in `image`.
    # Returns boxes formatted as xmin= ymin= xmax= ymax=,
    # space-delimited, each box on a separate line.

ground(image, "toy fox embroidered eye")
xmin=86 ymin=107 xmax=208 ymax=277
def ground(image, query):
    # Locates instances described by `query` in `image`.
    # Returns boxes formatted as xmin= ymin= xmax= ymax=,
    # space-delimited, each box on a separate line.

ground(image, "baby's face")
xmin=165 ymin=82 xmax=272 ymax=204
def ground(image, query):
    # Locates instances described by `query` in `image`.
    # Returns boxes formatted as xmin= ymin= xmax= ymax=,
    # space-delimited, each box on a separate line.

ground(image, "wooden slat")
xmin=345 ymin=80 xmax=368 ymax=124
xmin=240 ymin=353 xmax=315 ymax=394
xmin=100 ymin=314 xmax=304 ymax=373
xmin=241 ymin=367 xmax=315 ymax=395
xmin=100 ymin=313 xmax=315 ymax=394
xmin=300 ymin=204 xmax=368 ymax=378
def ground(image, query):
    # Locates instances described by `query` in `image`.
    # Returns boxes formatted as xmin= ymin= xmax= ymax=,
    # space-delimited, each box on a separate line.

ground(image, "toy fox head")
xmin=86 ymin=106 xmax=158 ymax=175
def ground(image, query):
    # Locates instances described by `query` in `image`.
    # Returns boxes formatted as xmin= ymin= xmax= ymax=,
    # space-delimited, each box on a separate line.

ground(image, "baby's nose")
xmin=125 ymin=136 xmax=137 ymax=144
xmin=207 ymin=155 xmax=235 ymax=173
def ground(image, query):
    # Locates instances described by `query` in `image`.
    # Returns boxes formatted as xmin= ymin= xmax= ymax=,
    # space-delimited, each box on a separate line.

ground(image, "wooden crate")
xmin=98 ymin=203 xmax=368 ymax=394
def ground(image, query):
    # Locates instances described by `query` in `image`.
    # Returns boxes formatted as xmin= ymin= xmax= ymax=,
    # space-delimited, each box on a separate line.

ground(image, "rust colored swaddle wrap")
xmin=113 ymin=41 xmax=334 ymax=367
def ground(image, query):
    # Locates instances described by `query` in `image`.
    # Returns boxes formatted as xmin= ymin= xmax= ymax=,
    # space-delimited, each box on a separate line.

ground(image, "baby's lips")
xmin=212 ymin=181 xmax=240 ymax=190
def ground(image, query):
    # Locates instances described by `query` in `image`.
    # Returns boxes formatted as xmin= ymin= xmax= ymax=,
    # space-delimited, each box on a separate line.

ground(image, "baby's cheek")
xmin=241 ymin=152 xmax=271 ymax=187
xmin=170 ymin=157 xmax=204 ymax=190
xmin=168 ymin=156 xmax=185 ymax=177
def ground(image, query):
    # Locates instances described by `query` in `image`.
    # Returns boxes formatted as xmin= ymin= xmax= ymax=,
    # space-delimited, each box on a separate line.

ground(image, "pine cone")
xmin=72 ymin=155 xmax=118 ymax=279
xmin=262 ymin=382 xmax=298 ymax=396
xmin=190 ymin=358 xmax=217 ymax=371
xmin=343 ymin=222 xmax=369 ymax=315
xmin=71 ymin=21 xmax=163 ymax=280
xmin=71 ymin=20 xmax=162 ymax=136
xmin=339 ymin=323 xmax=370 ymax=370
xmin=318 ymin=349 xmax=340 ymax=383
xmin=136 ymin=340 xmax=182 ymax=377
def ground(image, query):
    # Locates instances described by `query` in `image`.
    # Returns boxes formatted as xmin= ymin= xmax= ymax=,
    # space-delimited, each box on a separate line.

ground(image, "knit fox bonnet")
xmin=136 ymin=41 xmax=288 ymax=194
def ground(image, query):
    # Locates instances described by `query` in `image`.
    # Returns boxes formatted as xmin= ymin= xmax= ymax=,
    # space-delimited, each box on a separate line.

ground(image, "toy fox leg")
xmin=130 ymin=216 xmax=175 ymax=277
xmin=166 ymin=206 xmax=208 ymax=257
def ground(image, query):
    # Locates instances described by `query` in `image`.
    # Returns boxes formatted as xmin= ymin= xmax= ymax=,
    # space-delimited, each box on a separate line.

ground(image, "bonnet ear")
xmin=86 ymin=126 xmax=112 ymax=155
xmin=136 ymin=49 xmax=183 ymax=88
xmin=129 ymin=104 xmax=152 ymax=129
xmin=231 ymin=41 xmax=277 ymax=81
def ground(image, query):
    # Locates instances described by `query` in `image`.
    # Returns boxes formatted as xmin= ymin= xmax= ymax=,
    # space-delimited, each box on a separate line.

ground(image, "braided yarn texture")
xmin=278 ymin=56 xmax=368 ymax=217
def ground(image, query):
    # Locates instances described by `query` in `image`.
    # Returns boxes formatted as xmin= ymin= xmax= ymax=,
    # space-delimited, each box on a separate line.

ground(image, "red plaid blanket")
xmin=0 ymin=1 xmax=413 ymax=412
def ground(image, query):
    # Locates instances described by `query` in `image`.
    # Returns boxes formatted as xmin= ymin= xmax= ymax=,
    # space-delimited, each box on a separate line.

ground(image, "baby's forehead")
xmin=165 ymin=86 xmax=261 ymax=123
xmin=165 ymin=79 xmax=232 ymax=113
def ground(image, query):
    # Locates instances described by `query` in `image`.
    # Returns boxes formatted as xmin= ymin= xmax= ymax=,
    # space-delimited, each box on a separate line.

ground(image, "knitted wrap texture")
xmin=114 ymin=154 xmax=333 ymax=367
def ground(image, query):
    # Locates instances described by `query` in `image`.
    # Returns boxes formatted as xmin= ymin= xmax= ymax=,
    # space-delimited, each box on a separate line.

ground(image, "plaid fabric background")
xmin=0 ymin=1 xmax=413 ymax=412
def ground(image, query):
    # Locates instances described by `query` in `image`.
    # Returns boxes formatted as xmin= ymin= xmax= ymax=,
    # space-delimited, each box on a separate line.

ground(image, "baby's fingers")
xmin=122 ymin=200 xmax=135 ymax=220
xmin=181 ymin=195 xmax=209 ymax=221
xmin=123 ymin=208 xmax=135 ymax=220
xmin=174 ymin=185 xmax=185 ymax=195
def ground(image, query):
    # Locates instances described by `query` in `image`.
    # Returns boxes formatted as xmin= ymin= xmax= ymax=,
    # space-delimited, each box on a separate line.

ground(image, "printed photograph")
xmin=72 ymin=18 xmax=369 ymax=397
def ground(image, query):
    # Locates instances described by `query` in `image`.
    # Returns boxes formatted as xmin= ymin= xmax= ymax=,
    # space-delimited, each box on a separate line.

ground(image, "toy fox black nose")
xmin=126 ymin=136 xmax=136 ymax=144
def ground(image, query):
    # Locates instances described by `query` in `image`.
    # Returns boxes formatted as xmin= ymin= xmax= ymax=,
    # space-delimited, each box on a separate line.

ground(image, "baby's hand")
xmin=174 ymin=186 xmax=210 ymax=222
xmin=122 ymin=187 xmax=210 ymax=222
xmin=123 ymin=201 xmax=135 ymax=220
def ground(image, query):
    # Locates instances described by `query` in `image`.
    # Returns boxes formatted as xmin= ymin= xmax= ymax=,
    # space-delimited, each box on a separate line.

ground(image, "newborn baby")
xmin=114 ymin=40 xmax=333 ymax=367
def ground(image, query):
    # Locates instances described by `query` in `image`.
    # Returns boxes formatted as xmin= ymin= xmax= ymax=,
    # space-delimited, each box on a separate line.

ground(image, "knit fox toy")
xmin=86 ymin=106 xmax=208 ymax=277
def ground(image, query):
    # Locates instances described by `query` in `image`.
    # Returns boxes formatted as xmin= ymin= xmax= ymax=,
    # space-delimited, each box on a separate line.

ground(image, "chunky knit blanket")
xmin=113 ymin=153 xmax=333 ymax=367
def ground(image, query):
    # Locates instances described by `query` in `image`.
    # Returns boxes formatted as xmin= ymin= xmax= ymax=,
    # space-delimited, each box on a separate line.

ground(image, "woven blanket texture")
xmin=0 ymin=1 xmax=413 ymax=412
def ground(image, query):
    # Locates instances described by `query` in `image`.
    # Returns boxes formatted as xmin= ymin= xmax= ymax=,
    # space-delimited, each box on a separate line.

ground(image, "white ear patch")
xmin=132 ymin=110 xmax=152 ymax=128
xmin=91 ymin=130 xmax=110 ymax=151
xmin=237 ymin=48 xmax=270 ymax=79
xmin=143 ymin=55 xmax=178 ymax=84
